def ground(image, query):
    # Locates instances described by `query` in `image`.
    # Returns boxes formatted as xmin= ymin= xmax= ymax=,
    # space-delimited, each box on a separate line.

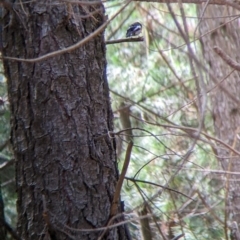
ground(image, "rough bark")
xmin=198 ymin=5 xmax=240 ymax=237
xmin=1 ymin=1 xmax=128 ymax=239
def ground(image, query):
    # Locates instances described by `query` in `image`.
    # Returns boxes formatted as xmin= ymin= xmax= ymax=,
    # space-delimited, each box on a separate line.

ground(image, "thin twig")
xmin=133 ymin=0 xmax=240 ymax=11
xmin=0 ymin=159 xmax=14 ymax=171
xmin=197 ymin=190 xmax=224 ymax=225
xmin=214 ymin=46 xmax=240 ymax=71
xmin=125 ymin=177 xmax=195 ymax=201
xmin=49 ymin=210 xmax=152 ymax=233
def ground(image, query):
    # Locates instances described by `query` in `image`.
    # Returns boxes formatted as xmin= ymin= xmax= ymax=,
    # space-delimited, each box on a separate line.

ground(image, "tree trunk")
xmin=198 ymin=6 xmax=240 ymax=238
xmin=2 ymin=1 xmax=128 ymax=239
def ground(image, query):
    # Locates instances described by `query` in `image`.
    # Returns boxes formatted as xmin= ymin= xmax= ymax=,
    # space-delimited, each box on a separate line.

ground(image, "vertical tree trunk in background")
xmin=2 ymin=1 xmax=128 ymax=239
xmin=198 ymin=6 xmax=240 ymax=237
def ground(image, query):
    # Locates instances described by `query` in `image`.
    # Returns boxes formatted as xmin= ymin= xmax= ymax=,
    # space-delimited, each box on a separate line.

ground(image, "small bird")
xmin=126 ymin=22 xmax=142 ymax=38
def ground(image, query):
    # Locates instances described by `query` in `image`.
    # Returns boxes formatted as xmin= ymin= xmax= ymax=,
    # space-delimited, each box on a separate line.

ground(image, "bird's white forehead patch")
xmin=134 ymin=26 xmax=141 ymax=31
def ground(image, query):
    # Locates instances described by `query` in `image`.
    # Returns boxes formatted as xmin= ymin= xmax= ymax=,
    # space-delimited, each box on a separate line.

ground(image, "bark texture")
xmin=198 ymin=5 xmax=240 ymax=237
xmin=2 ymin=1 xmax=127 ymax=239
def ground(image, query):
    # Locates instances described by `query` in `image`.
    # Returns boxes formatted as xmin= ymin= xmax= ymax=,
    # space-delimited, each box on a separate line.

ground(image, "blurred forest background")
xmin=1 ymin=0 xmax=240 ymax=239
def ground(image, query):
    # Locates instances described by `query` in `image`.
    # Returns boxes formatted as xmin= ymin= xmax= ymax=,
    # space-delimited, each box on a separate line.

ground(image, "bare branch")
xmin=213 ymin=46 xmax=240 ymax=71
xmin=125 ymin=177 xmax=195 ymax=200
xmin=2 ymin=0 xmax=133 ymax=63
xmin=133 ymin=0 xmax=240 ymax=11
xmin=0 ymin=159 xmax=14 ymax=171
xmin=49 ymin=210 xmax=152 ymax=233
xmin=106 ymin=37 xmax=144 ymax=45
xmin=110 ymin=141 xmax=133 ymax=216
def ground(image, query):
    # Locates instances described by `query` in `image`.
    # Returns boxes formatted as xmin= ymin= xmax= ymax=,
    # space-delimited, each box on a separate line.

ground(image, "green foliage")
xmin=106 ymin=2 xmax=226 ymax=239
xmin=0 ymin=2 xmax=231 ymax=239
xmin=0 ymin=72 xmax=16 ymax=229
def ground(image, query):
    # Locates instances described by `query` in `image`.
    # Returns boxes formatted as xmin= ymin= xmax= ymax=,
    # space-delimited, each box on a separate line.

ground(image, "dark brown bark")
xmin=1 ymin=1 xmax=128 ymax=239
xmin=198 ymin=5 xmax=240 ymax=237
